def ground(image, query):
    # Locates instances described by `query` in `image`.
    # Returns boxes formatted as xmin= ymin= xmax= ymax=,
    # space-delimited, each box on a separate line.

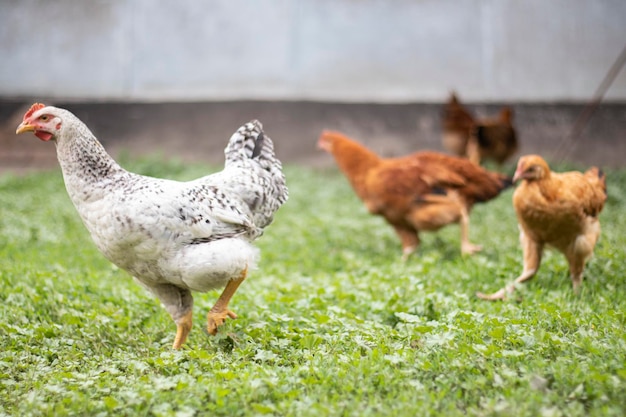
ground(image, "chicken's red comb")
xmin=23 ymin=103 xmax=46 ymax=121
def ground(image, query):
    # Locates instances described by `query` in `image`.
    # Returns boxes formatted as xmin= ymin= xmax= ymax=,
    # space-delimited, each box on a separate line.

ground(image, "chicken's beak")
xmin=512 ymin=169 xmax=523 ymax=183
xmin=16 ymin=121 xmax=35 ymax=135
xmin=317 ymin=139 xmax=331 ymax=152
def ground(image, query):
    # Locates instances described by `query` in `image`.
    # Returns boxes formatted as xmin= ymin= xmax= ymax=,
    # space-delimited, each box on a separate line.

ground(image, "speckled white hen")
xmin=16 ymin=103 xmax=288 ymax=349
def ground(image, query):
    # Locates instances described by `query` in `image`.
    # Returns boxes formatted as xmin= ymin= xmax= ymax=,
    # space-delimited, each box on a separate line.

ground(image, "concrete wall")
xmin=1 ymin=0 xmax=625 ymax=102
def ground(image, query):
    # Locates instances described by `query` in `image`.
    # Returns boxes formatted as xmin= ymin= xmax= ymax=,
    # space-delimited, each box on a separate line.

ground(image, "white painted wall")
xmin=1 ymin=0 xmax=625 ymax=102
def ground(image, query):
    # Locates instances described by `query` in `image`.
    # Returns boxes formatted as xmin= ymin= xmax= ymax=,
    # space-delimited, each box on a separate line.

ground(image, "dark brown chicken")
xmin=318 ymin=130 xmax=512 ymax=259
xmin=442 ymin=92 xmax=518 ymax=166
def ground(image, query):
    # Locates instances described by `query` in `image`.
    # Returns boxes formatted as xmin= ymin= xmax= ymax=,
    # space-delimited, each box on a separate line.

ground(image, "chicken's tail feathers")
xmin=585 ymin=166 xmax=607 ymax=196
xmin=472 ymin=172 xmax=514 ymax=204
xmin=500 ymin=175 xmax=514 ymax=190
xmin=224 ymin=120 xmax=289 ymax=210
xmin=598 ymin=168 xmax=607 ymax=193
xmin=225 ymin=120 xmax=282 ymax=165
xmin=585 ymin=166 xmax=604 ymax=179
xmin=251 ymin=131 xmax=265 ymax=158
xmin=225 ymin=120 xmax=265 ymax=162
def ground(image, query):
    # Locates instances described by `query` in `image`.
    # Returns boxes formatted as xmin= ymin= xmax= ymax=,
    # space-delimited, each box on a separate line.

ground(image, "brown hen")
xmin=318 ymin=131 xmax=512 ymax=259
xmin=477 ymin=155 xmax=607 ymax=300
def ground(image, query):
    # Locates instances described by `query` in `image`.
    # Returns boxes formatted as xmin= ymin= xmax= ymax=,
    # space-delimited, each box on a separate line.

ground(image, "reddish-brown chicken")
xmin=442 ymin=92 xmax=518 ymax=166
xmin=477 ymin=155 xmax=607 ymax=300
xmin=318 ymin=131 xmax=512 ymax=259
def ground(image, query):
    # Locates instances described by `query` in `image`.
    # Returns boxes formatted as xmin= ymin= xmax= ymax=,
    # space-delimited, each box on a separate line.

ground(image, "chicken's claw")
xmin=207 ymin=309 xmax=238 ymax=335
xmin=401 ymin=246 xmax=417 ymax=262
xmin=476 ymin=282 xmax=519 ymax=301
xmin=462 ymin=242 xmax=483 ymax=256
xmin=476 ymin=288 xmax=508 ymax=301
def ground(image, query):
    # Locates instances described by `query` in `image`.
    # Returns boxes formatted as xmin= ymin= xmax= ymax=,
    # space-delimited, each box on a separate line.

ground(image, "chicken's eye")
xmin=40 ymin=115 xmax=49 ymax=121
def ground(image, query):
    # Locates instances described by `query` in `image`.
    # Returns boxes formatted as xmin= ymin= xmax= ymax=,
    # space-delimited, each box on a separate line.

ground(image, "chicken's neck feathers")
xmin=55 ymin=122 xmax=129 ymax=203
xmin=536 ymin=177 xmax=559 ymax=202
xmin=331 ymin=140 xmax=380 ymax=193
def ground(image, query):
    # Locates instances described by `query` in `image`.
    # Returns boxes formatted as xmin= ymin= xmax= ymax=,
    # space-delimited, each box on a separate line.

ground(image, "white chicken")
xmin=16 ymin=103 xmax=288 ymax=349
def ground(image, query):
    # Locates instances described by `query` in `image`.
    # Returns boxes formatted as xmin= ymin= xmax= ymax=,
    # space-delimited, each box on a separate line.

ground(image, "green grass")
xmin=1 ymin=159 xmax=625 ymax=417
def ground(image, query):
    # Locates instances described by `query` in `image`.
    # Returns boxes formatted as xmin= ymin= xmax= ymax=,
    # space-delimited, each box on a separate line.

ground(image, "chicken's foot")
xmin=477 ymin=232 xmax=542 ymax=301
xmin=475 ymin=268 xmax=536 ymax=301
xmin=401 ymin=246 xmax=417 ymax=262
xmin=172 ymin=310 xmax=193 ymax=350
xmin=207 ymin=269 xmax=247 ymax=335
xmin=393 ymin=225 xmax=419 ymax=262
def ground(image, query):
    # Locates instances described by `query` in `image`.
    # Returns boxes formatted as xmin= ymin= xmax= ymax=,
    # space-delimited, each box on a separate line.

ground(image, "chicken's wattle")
xmin=35 ymin=131 xmax=53 ymax=141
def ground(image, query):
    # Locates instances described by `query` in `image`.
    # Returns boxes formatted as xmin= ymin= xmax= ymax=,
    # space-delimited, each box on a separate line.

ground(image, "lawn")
xmin=0 ymin=159 xmax=625 ymax=417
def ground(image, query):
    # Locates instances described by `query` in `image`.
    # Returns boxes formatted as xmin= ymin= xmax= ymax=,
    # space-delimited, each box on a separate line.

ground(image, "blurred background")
xmin=1 ymin=0 xmax=625 ymax=171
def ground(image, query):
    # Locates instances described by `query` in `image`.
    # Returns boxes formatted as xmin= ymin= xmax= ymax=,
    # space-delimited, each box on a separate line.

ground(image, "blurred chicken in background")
xmin=442 ymin=92 xmax=518 ymax=167
xmin=318 ymin=130 xmax=512 ymax=259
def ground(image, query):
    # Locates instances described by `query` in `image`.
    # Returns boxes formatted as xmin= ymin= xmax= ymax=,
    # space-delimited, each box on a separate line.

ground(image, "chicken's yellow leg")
xmin=207 ymin=269 xmax=247 ymax=335
xmin=460 ymin=208 xmax=482 ymax=255
xmin=477 ymin=231 xmax=542 ymax=301
xmin=392 ymin=225 xmax=420 ymax=262
xmin=172 ymin=310 xmax=193 ymax=350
